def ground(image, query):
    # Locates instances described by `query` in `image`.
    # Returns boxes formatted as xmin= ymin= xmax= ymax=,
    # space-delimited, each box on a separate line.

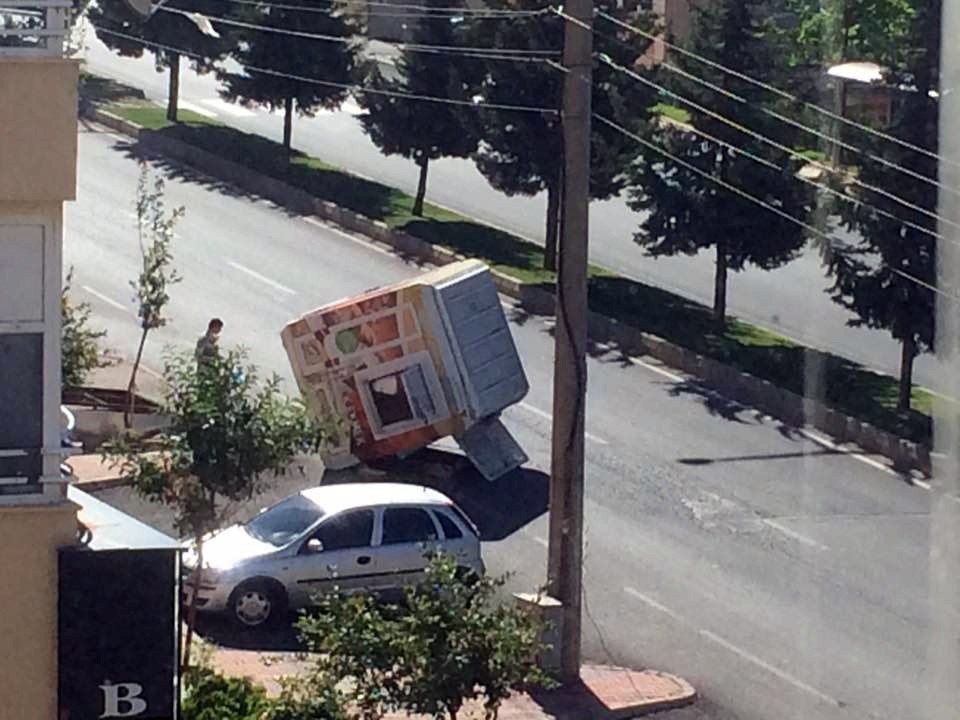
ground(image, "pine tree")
xmin=357 ymin=0 xmax=478 ymax=217
xmin=464 ymin=0 xmax=656 ymax=271
xmin=218 ymin=1 xmax=359 ymax=152
xmin=88 ymin=0 xmax=231 ymax=122
xmin=626 ymin=0 xmax=814 ymax=325
xmin=828 ymin=0 xmax=939 ymax=410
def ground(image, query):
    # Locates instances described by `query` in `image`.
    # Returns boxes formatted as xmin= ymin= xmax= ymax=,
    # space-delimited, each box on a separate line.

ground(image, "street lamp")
xmin=825 ymin=61 xmax=888 ymax=168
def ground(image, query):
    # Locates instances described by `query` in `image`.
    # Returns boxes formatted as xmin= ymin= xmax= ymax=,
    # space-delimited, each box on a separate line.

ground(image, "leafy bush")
xmin=181 ymin=667 xmax=269 ymax=720
xmin=261 ymin=675 xmax=347 ymax=720
xmin=61 ymin=267 xmax=105 ymax=387
xmin=298 ymin=553 xmax=552 ymax=720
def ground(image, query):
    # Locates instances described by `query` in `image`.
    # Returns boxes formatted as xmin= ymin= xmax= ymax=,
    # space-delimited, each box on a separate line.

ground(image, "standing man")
xmin=195 ymin=317 xmax=223 ymax=365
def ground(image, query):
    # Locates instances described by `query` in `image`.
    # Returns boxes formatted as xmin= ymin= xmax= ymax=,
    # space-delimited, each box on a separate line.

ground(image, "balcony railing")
xmin=0 ymin=0 xmax=70 ymax=57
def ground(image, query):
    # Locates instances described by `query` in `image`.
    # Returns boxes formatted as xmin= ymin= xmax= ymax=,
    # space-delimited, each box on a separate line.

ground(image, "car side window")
xmin=434 ymin=510 xmax=463 ymax=540
xmin=381 ymin=507 xmax=439 ymax=545
xmin=307 ymin=510 xmax=374 ymax=552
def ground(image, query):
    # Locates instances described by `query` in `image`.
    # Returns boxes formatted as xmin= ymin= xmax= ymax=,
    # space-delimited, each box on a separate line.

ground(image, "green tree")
xmin=626 ymin=0 xmax=814 ymax=325
xmin=106 ymin=348 xmax=330 ymax=666
xmin=828 ymin=0 xmax=939 ymax=410
xmin=784 ymin=0 xmax=916 ymax=67
xmin=357 ymin=0 xmax=478 ymax=216
xmin=218 ymin=2 xmax=359 ymax=152
xmin=463 ymin=0 xmax=656 ymax=271
xmin=61 ymin=267 xmax=106 ymax=388
xmin=88 ymin=0 xmax=231 ymax=121
xmin=127 ymin=165 xmax=182 ymax=427
xmin=299 ymin=554 xmax=550 ymax=720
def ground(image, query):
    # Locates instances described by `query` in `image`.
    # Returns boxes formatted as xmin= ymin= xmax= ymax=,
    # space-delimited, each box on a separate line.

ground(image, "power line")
xmin=158 ymin=6 xmax=560 ymax=57
xmin=596 ymin=53 xmax=960 ymax=233
xmin=557 ymin=7 xmax=957 ymax=198
xmin=595 ymin=112 xmax=952 ymax=304
xmin=93 ymin=26 xmax=559 ymax=114
xmin=214 ymin=0 xmax=547 ymax=16
xmin=648 ymin=99 xmax=945 ymax=244
xmin=594 ymin=9 xmax=960 ymax=173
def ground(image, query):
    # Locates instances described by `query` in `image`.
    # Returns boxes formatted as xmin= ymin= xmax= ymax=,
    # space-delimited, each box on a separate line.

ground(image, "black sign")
xmin=59 ymin=548 xmax=179 ymax=720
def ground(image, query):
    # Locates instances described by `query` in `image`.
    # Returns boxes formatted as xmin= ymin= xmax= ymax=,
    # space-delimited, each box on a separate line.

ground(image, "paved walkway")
xmin=212 ymin=648 xmax=696 ymax=719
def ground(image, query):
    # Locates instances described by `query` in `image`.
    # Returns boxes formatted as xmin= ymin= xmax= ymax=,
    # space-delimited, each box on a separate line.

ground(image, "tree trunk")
xmin=713 ymin=238 xmax=728 ymax=326
xmin=125 ymin=327 xmax=148 ymax=429
xmin=898 ymin=334 xmax=916 ymax=411
xmin=413 ymin=157 xmax=429 ymax=216
xmin=283 ymin=96 xmax=294 ymax=153
xmin=544 ymin=178 xmax=562 ymax=272
xmin=182 ymin=536 xmax=204 ymax=670
xmin=166 ymin=53 xmax=180 ymax=123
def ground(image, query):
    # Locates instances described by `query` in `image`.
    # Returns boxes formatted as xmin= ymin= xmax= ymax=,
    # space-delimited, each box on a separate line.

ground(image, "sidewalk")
xmin=212 ymin=648 xmax=696 ymax=719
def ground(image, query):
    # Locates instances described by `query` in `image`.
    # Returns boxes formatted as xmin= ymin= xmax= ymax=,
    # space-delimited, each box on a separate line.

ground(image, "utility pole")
xmin=547 ymin=0 xmax=592 ymax=684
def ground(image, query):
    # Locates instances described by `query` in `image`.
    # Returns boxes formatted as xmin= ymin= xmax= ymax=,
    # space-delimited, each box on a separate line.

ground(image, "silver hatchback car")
xmin=182 ymin=482 xmax=484 ymax=628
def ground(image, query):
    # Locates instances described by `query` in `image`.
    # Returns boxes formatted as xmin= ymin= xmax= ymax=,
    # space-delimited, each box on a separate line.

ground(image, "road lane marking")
xmin=199 ymin=97 xmax=256 ymax=117
xmin=761 ymin=519 xmax=828 ymax=551
xmin=629 ymin=356 xmax=685 ymax=383
xmin=177 ymin=100 xmax=218 ymax=118
xmin=140 ymin=364 xmax=164 ymax=380
xmin=623 ymin=586 xmax=684 ymax=622
xmin=698 ymin=630 xmax=840 ymax=706
xmin=227 ymin=260 xmax=297 ymax=295
xmin=517 ymin=402 xmax=609 ymax=445
xmin=82 ymin=285 xmax=129 ymax=313
xmin=301 ymin=216 xmax=397 ymax=257
xmin=623 ymin=586 xmax=840 ymax=707
xmin=629 ymin=356 xmax=932 ymax=488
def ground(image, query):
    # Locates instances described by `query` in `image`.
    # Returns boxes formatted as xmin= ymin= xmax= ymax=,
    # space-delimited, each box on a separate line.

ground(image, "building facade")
xmin=0 ymin=2 xmax=79 ymax=718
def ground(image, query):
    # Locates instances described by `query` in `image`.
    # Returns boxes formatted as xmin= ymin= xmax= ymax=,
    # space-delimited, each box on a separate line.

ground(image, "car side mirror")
xmin=306 ymin=538 xmax=324 ymax=554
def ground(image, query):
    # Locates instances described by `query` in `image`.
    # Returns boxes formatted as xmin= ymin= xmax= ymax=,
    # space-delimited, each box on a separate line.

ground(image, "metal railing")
xmin=0 ymin=0 xmax=70 ymax=56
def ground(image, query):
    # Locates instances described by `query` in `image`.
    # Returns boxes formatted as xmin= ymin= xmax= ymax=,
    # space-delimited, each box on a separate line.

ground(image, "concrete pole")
xmin=547 ymin=0 xmax=593 ymax=684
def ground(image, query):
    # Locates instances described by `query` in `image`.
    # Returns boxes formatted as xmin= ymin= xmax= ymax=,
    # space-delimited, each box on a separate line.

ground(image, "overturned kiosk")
xmin=281 ymin=260 xmax=530 ymax=480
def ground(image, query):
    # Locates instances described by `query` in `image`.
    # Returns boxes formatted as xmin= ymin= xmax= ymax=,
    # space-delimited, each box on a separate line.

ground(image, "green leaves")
xmin=106 ymin=347 xmax=333 ymax=540
xmin=61 ymin=267 xmax=106 ymax=388
xmin=181 ymin=667 xmax=270 ymax=720
xmin=297 ymin=554 xmax=551 ymax=720
xmin=133 ymin=165 xmax=182 ymax=332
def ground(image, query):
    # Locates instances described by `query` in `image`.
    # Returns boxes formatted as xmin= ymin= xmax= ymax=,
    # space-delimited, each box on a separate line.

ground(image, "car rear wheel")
xmin=228 ymin=580 xmax=286 ymax=629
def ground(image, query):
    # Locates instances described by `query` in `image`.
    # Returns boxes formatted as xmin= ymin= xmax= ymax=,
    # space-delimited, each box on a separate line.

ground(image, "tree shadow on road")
xmin=330 ymin=448 xmax=550 ymax=542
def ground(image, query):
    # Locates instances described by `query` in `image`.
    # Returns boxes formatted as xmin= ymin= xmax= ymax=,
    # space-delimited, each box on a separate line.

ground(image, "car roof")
xmin=300 ymin=482 xmax=453 ymax=515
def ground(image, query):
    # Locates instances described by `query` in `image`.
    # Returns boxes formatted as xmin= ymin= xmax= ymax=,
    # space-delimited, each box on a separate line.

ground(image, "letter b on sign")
xmin=100 ymin=683 xmax=148 ymax=718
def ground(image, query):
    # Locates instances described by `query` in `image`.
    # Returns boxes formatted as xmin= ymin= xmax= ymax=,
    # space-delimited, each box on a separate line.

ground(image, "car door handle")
xmin=357 ymin=555 xmax=371 ymax=565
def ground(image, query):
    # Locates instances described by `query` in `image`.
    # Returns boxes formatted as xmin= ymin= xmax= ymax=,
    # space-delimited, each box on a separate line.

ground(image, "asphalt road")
xmin=79 ymin=32 xmax=943 ymax=392
xmin=68 ymin=125 xmax=959 ymax=720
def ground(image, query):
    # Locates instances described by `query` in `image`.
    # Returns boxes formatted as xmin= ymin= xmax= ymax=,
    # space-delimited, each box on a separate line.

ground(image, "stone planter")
xmin=62 ymin=387 xmax=169 ymax=451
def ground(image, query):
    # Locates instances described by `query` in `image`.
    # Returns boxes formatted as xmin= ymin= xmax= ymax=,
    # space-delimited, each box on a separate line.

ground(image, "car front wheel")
xmin=227 ymin=579 xmax=286 ymax=629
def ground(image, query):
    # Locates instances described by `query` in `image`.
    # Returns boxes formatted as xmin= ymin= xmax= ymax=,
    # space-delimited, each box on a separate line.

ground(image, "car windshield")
xmin=244 ymin=493 xmax=325 ymax=547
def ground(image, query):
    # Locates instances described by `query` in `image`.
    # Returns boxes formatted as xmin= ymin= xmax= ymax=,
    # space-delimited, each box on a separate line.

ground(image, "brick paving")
xmin=212 ymin=648 xmax=696 ymax=719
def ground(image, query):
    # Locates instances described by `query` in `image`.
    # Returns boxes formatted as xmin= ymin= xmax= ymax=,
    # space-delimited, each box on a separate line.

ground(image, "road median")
xmin=78 ymin=76 xmax=934 ymax=475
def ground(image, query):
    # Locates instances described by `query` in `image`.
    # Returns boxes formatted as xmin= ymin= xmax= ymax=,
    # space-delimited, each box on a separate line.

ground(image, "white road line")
xmin=140 ymin=364 xmax=164 ymax=380
xmin=301 ymin=216 xmax=396 ymax=257
xmin=629 ymin=356 xmax=931 ymax=488
xmin=623 ymin=586 xmax=840 ymax=707
xmin=517 ymin=402 xmax=609 ymax=445
xmin=628 ymin=355 xmax=685 ymax=383
xmin=623 ymin=586 xmax=684 ymax=622
xmin=82 ymin=285 xmax=129 ymax=313
xmin=199 ymin=97 xmax=256 ymax=117
xmin=699 ymin=630 xmax=840 ymax=707
xmin=227 ymin=260 xmax=297 ymax=295
xmin=761 ymin=518 xmax=828 ymax=551
xmin=799 ymin=427 xmax=934 ymax=489
xmin=178 ymin=100 xmax=218 ymax=119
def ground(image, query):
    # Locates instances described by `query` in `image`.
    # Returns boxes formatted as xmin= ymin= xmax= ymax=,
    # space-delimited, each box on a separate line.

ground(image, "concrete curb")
xmin=81 ymin=104 xmax=932 ymax=476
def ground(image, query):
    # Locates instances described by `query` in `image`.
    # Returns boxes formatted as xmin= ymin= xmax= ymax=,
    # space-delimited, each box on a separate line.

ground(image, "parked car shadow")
xmin=326 ymin=448 xmax=550 ymax=542
xmin=193 ymin=610 xmax=306 ymax=652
